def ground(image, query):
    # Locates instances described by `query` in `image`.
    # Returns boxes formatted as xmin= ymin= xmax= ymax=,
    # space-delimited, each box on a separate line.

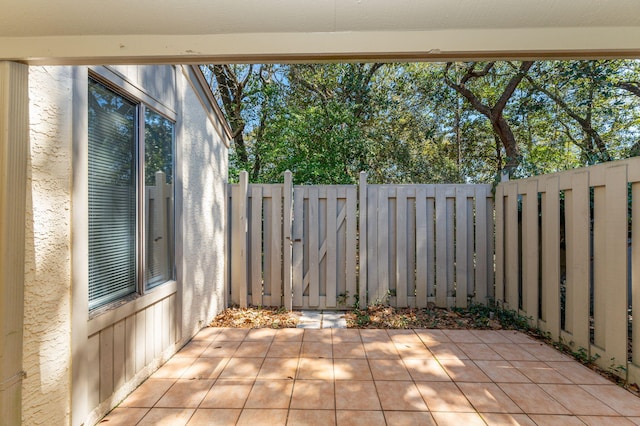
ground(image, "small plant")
xmin=337 ymin=291 xmax=349 ymax=307
xmin=608 ymin=357 xmax=627 ymax=376
xmin=351 ymin=308 xmax=371 ymax=327
xmin=572 ymin=347 xmax=592 ymax=364
xmin=455 ymin=302 xmax=532 ymax=330
xmin=352 ymin=293 xmax=360 ymax=309
xmin=395 ymin=315 xmax=410 ymax=328
xmin=371 ymin=290 xmax=392 ymax=306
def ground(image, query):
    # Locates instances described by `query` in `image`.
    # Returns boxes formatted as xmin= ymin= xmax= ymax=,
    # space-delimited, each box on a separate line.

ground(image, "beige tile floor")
xmin=102 ymin=328 xmax=640 ymax=425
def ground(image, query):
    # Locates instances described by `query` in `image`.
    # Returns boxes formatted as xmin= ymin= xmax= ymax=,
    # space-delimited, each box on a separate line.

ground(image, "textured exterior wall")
xmin=177 ymin=67 xmax=228 ymax=341
xmin=23 ymin=66 xmax=73 ymax=425
xmin=21 ymin=65 xmax=228 ymax=425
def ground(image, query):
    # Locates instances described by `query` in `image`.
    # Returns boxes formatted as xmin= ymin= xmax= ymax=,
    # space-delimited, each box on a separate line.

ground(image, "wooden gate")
xmin=292 ymin=185 xmax=358 ymax=309
xmin=228 ymin=171 xmax=495 ymax=310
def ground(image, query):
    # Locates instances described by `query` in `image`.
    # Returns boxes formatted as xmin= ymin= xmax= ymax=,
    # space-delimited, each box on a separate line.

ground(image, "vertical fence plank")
xmin=408 ymin=190 xmax=417 ymax=307
xmin=271 ymin=186 xmax=283 ymax=305
xmin=446 ymin=195 xmax=455 ymax=306
xmin=227 ymin=186 xmax=232 ymax=304
xmin=309 ymin=187 xmax=320 ymax=307
xmin=251 ymin=186 xmax=263 ymax=306
xmin=455 ymin=187 xmax=469 ymax=308
xmin=566 ymin=171 xmax=590 ymax=350
xmin=541 ymin=177 xmax=561 ymax=339
xmin=466 ymin=194 xmax=474 ymax=300
xmin=326 ymin=187 xmax=338 ymax=308
xmin=427 ymin=191 xmax=436 ymax=302
xmin=486 ymin=196 xmax=495 ymax=301
xmin=346 ymin=187 xmax=357 ymax=307
xmin=494 ymin=185 xmax=505 ymax=304
xmin=415 ymin=187 xmax=428 ymax=308
xmin=633 ymin=181 xmax=640 ymax=367
xmin=262 ymin=187 xmax=272 ymax=304
xmin=396 ymin=188 xmax=408 ymax=307
xmin=293 ymin=187 xmax=304 ymax=307
xmin=367 ymin=185 xmax=378 ymax=307
xmin=505 ymin=183 xmax=519 ymax=310
xmin=283 ymin=172 xmax=293 ymax=310
xmin=377 ymin=187 xmax=390 ymax=303
xmin=359 ymin=173 xmax=368 ymax=309
xmin=593 ymin=185 xmax=606 ymax=349
xmin=602 ymin=165 xmax=629 ymax=368
xmin=475 ymin=186 xmax=489 ymax=304
xmin=231 ymin=171 xmax=248 ymax=307
xmin=435 ymin=186 xmax=448 ymax=307
xmin=522 ymin=180 xmax=539 ymax=326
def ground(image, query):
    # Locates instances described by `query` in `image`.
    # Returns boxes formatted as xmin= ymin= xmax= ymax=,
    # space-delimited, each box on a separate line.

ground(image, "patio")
xmin=101 ymin=327 xmax=640 ymax=425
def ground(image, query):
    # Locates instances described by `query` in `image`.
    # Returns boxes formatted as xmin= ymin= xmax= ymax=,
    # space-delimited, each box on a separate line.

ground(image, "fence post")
xmin=358 ymin=172 xmax=368 ymax=309
xmin=231 ymin=171 xmax=248 ymax=307
xmin=283 ymin=171 xmax=293 ymax=310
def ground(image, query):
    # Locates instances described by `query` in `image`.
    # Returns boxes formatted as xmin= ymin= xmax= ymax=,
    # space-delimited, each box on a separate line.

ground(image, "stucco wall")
xmin=22 ymin=64 xmax=228 ymax=425
xmin=177 ymin=67 xmax=228 ymax=341
xmin=24 ymin=65 xmax=73 ymax=425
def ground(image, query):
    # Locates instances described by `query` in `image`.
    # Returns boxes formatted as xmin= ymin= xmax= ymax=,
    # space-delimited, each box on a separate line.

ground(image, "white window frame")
xmin=86 ymin=68 xmax=177 ymax=315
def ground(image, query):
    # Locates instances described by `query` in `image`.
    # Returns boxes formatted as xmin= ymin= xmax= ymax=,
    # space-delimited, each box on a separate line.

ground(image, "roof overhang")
xmin=1 ymin=0 xmax=639 ymax=64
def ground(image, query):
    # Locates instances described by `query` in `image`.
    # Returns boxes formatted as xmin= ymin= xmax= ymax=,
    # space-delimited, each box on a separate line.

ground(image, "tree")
xmin=203 ymin=60 xmax=640 ymax=184
xmin=444 ymin=61 xmax=534 ymax=177
xmin=265 ymin=63 xmax=386 ymax=184
xmin=203 ymin=64 xmax=279 ymax=181
xmin=523 ymin=61 xmax=614 ymax=164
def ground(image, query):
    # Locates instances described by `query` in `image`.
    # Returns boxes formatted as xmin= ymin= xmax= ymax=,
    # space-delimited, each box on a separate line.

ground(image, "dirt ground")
xmin=211 ymin=304 xmax=522 ymax=331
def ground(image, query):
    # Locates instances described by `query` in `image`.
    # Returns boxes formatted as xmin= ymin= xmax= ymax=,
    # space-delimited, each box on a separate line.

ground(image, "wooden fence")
xmin=362 ymin=181 xmax=494 ymax=309
xmin=145 ymin=171 xmax=174 ymax=287
xmin=495 ymin=156 xmax=640 ymax=382
xmin=227 ymin=171 xmax=495 ymax=310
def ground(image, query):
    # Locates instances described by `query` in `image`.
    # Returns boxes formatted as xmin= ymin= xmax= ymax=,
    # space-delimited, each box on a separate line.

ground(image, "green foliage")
xmin=572 ymin=347 xmax=600 ymax=365
xmin=203 ymin=60 xmax=640 ymax=184
xmin=453 ymin=302 xmax=533 ymax=330
xmin=609 ymin=357 xmax=628 ymax=376
xmin=337 ymin=292 xmax=349 ymax=307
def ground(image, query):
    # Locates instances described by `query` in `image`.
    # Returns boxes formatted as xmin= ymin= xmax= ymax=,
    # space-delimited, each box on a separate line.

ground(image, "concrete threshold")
xmin=297 ymin=310 xmax=347 ymax=329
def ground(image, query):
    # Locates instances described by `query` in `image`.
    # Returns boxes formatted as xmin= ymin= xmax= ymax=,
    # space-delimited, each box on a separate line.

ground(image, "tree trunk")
xmin=444 ymin=61 xmax=533 ymax=177
xmin=491 ymin=115 xmax=521 ymax=175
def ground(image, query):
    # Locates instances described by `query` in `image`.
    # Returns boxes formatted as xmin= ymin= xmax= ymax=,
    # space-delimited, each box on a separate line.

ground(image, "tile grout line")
xmin=331 ymin=329 xmax=338 ymax=426
xmin=284 ymin=328 xmax=303 ymax=426
xmin=181 ymin=331 xmax=219 ymax=426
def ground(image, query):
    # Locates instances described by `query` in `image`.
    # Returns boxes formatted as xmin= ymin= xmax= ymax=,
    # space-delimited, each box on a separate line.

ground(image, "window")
xmin=88 ymin=77 xmax=175 ymax=310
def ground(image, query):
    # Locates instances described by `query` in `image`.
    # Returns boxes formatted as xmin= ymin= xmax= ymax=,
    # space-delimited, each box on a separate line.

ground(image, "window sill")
xmin=88 ymin=281 xmax=177 ymax=336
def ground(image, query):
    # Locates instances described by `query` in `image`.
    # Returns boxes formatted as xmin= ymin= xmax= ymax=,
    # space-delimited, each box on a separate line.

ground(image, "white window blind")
xmin=88 ymin=78 xmax=137 ymax=309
